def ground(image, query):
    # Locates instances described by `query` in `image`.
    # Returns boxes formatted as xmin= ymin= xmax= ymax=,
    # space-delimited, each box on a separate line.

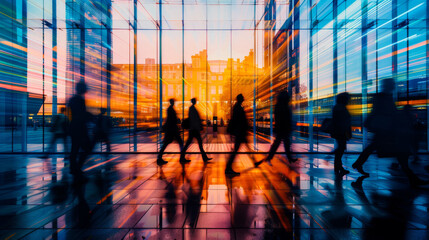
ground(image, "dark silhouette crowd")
xmin=43 ymin=78 xmax=427 ymax=187
xmin=42 ymin=81 xmax=113 ymax=183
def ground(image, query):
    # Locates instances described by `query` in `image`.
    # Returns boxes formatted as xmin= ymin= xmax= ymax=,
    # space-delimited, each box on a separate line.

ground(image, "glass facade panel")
xmin=0 ymin=0 xmax=427 ymax=153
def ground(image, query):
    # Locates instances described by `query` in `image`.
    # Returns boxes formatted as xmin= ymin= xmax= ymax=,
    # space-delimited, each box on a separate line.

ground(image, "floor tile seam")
xmin=112 ymin=171 xmax=160 ymax=205
xmin=242 ymin=160 xmax=306 ymax=229
xmin=3 ymin=203 xmax=53 ymax=218
xmin=14 ymin=226 xmax=351 ymax=230
xmin=8 ymin=205 xmax=74 ymax=232
xmin=127 ymin=196 xmax=157 ymax=229
xmin=15 ymin=227 xmax=40 ymax=240
xmin=33 ymin=202 xmax=427 ymax=207
xmin=0 ymin=189 xmax=50 ymax=201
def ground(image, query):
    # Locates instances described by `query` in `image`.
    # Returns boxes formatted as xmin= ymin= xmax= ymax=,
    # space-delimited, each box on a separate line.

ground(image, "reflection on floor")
xmin=0 ymin=152 xmax=429 ymax=239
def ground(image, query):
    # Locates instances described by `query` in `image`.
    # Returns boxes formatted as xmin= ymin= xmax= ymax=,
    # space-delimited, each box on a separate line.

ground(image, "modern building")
xmin=0 ymin=0 xmax=427 ymax=152
xmin=2 ymin=1 xmax=429 ymax=239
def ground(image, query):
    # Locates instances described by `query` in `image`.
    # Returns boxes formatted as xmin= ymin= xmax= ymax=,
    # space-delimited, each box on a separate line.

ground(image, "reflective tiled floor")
xmin=1 ymin=151 xmax=429 ymax=239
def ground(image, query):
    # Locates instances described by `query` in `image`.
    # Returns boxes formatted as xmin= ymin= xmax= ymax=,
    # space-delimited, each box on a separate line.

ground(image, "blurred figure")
xmin=331 ymin=92 xmax=351 ymax=176
xmin=67 ymin=180 xmax=91 ymax=228
xmin=227 ymin=175 xmax=258 ymax=231
xmin=264 ymin=91 xmax=297 ymax=166
xmin=157 ymin=99 xmax=184 ymax=166
xmin=321 ymin=174 xmax=352 ymax=230
xmin=183 ymin=163 xmax=206 ymax=228
xmin=33 ymin=119 xmax=39 ymax=130
xmin=93 ymin=108 xmax=112 ymax=152
xmin=180 ymin=98 xmax=212 ymax=163
xmin=362 ymin=185 xmax=416 ymax=239
xmin=68 ymin=81 xmax=92 ymax=181
xmin=43 ymin=107 xmax=69 ymax=158
xmin=225 ymin=94 xmax=249 ymax=176
xmin=352 ymin=78 xmax=427 ymax=186
xmin=352 ymin=79 xmax=397 ymax=175
xmin=226 ymin=94 xmax=262 ymax=175
xmin=160 ymin=169 xmax=178 ymax=225
xmin=403 ymin=105 xmax=421 ymax=162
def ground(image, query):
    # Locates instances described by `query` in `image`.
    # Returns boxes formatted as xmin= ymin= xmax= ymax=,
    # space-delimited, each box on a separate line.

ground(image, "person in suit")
xmin=68 ymin=81 xmax=92 ymax=181
xmin=352 ymin=78 xmax=427 ymax=186
xmin=351 ymin=79 xmax=396 ymax=176
xmin=180 ymin=98 xmax=212 ymax=164
xmin=331 ymin=92 xmax=351 ymax=176
xmin=157 ymin=99 xmax=185 ymax=165
xmin=352 ymin=78 xmax=399 ymax=176
xmin=264 ymin=91 xmax=297 ymax=166
xmin=225 ymin=94 xmax=249 ymax=176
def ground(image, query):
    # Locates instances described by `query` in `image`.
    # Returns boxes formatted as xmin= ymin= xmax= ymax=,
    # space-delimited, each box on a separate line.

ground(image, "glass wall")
xmin=0 ymin=0 xmax=427 ymax=153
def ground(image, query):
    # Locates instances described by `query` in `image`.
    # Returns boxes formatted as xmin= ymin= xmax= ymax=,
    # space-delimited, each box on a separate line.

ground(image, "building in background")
xmin=0 ymin=0 xmax=29 ymax=151
xmin=65 ymin=0 xmax=112 ymax=111
xmin=0 ymin=0 xmax=427 ymax=152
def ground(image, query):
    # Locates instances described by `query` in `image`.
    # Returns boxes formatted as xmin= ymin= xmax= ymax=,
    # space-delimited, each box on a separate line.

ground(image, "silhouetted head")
xmin=336 ymin=92 xmax=350 ymax=105
xmin=100 ymin=108 xmax=107 ymax=115
xmin=381 ymin=78 xmax=395 ymax=94
xmin=236 ymin=94 xmax=244 ymax=103
xmin=76 ymin=81 xmax=87 ymax=95
xmin=191 ymin=98 xmax=197 ymax=105
xmin=169 ymin=98 xmax=175 ymax=106
xmin=60 ymin=107 xmax=66 ymax=114
xmin=277 ymin=91 xmax=290 ymax=104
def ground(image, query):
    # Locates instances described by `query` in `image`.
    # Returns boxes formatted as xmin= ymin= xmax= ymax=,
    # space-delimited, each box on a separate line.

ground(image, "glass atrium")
xmin=1 ymin=0 xmax=428 ymax=153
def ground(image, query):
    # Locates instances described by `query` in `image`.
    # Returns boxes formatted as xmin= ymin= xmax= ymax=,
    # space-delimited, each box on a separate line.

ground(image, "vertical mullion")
xmin=133 ymin=0 xmax=138 ymax=152
xmin=42 ymin=0 xmax=45 ymax=153
xmin=333 ymin=0 xmax=338 ymax=97
xmin=182 ymin=0 xmax=185 ymax=141
xmin=362 ymin=0 xmax=368 ymax=148
xmin=107 ymin=1 xmax=112 ymax=118
xmin=308 ymin=0 xmax=314 ymax=152
xmin=52 ymin=0 xmax=57 ymax=116
xmin=392 ymin=0 xmax=398 ymax=101
xmin=159 ymin=0 xmax=163 ymax=148
xmin=205 ymin=0 xmax=208 ymax=144
xmin=426 ymin=0 xmax=429 ymax=151
xmin=253 ymin=0 xmax=257 ymax=150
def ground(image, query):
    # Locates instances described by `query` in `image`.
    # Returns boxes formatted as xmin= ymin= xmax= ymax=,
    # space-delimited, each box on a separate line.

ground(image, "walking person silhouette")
xmin=43 ymin=107 xmax=69 ymax=158
xmin=68 ymin=81 xmax=92 ymax=181
xmin=225 ymin=94 xmax=250 ymax=176
xmin=331 ymin=92 xmax=351 ymax=176
xmin=264 ymin=91 xmax=297 ymax=166
xmin=157 ymin=99 xmax=185 ymax=166
xmin=352 ymin=79 xmax=398 ymax=175
xmin=352 ymin=78 xmax=428 ymax=186
xmin=226 ymin=94 xmax=263 ymax=176
xmin=180 ymin=98 xmax=212 ymax=164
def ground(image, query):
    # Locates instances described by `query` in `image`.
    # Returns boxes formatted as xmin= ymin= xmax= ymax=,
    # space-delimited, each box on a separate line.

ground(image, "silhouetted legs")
xmin=396 ymin=153 xmax=425 ymax=185
xmin=181 ymin=130 xmax=209 ymax=161
xmin=266 ymin=137 xmax=282 ymax=162
xmin=352 ymin=142 xmax=376 ymax=175
xmin=353 ymin=142 xmax=423 ymax=183
xmin=158 ymin=133 xmax=184 ymax=159
xmin=353 ymin=142 xmax=376 ymax=167
xmin=44 ymin=133 xmax=68 ymax=157
xmin=225 ymin=136 xmax=245 ymax=175
xmin=334 ymin=138 xmax=349 ymax=175
xmin=70 ymin=133 xmax=91 ymax=178
xmin=94 ymin=132 xmax=111 ymax=152
xmin=266 ymin=134 xmax=295 ymax=164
